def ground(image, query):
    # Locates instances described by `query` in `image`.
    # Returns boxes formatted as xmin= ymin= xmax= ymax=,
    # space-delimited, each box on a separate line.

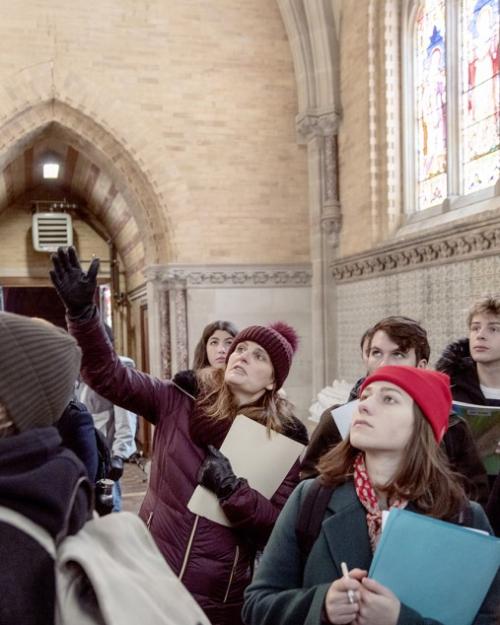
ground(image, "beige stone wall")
xmin=187 ymin=284 xmax=313 ymax=418
xmin=0 ymin=0 xmax=309 ymax=266
xmin=337 ymin=0 xmax=373 ymax=257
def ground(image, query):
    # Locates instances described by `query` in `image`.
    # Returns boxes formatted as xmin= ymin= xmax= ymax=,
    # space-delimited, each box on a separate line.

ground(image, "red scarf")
xmin=353 ymin=453 xmax=407 ymax=551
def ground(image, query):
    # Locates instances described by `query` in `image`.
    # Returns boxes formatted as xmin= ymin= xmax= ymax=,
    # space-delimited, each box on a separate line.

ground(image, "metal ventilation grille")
xmin=32 ymin=212 xmax=73 ymax=252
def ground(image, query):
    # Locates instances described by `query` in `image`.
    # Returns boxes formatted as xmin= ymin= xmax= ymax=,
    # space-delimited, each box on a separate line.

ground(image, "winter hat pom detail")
xmin=268 ymin=321 xmax=299 ymax=354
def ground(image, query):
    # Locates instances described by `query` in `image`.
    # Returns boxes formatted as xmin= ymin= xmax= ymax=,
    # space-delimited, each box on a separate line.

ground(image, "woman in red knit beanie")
xmin=243 ymin=365 xmax=499 ymax=625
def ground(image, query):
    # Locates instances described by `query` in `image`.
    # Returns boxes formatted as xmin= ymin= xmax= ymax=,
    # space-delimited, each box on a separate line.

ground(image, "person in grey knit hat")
xmin=0 ymin=312 xmax=82 ymax=434
xmin=0 ymin=312 xmax=92 ymax=625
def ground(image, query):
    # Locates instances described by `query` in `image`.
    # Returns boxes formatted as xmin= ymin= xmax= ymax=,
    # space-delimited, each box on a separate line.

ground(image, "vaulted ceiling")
xmin=0 ymin=122 xmax=146 ymax=284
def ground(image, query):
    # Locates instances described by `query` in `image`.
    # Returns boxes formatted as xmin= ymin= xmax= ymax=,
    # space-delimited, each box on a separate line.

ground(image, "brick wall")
xmin=0 ymin=0 xmax=309 ymax=266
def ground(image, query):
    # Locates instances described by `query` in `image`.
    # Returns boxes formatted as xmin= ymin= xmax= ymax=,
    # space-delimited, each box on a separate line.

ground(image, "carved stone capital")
xmin=296 ymin=110 xmax=340 ymax=143
xmin=331 ymin=218 xmax=500 ymax=283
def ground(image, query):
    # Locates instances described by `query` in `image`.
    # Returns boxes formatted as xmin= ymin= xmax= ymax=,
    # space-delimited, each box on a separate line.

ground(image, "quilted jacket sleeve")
xmin=68 ymin=311 xmax=175 ymax=425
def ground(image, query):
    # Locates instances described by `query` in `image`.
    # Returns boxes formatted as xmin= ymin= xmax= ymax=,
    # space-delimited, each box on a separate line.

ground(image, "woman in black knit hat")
xmin=50 ymin=246 xmax=308 ymax=625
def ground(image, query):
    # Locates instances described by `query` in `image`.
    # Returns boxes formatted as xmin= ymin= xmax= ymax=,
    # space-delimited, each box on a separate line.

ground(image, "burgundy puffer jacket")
xmin=69 ymin=313 xmax=307 ymax=625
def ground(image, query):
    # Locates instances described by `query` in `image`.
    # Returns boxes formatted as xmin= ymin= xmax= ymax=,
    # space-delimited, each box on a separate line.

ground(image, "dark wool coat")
xmin=0 ymin=427 xmax=91 ymax=625
xmin=69 ymin=313 xmax=308 ymax=625
xmin=300 ymin=373 xmax=489 ymax=506
xmin=242 ymin=480 xmax=500 ymax=625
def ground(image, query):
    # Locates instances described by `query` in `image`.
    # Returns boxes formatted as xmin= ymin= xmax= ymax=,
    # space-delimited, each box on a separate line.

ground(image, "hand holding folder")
xmin=368 ymin=508 xmax=500 ymax=625
xmin=188 ymin=415 xmax=305 ymax=526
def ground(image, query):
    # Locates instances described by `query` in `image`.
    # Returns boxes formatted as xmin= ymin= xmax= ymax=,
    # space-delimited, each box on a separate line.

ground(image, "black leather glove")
xmin=49 ymin=246 xmax=100 ymax=318
xmin=108 ymin=456 xmax=124 ymax=481
xmin=197 ymin=445 xmax=245 ymax=500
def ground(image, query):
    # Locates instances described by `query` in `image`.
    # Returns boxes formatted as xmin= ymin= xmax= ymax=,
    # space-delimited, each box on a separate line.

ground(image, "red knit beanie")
xmin=225 ymin=321 xmax=299 ymax=390
xmin=359 ymin=366 xmax=452 ymax=443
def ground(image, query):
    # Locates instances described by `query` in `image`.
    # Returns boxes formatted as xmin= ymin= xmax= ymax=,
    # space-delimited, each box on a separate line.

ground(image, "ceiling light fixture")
xmin=43 ymin=162 xmax=60 ymax=179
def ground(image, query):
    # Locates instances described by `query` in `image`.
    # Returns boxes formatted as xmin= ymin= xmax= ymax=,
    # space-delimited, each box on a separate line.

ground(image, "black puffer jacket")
xmin=437 ymin=338 xmax=500 ymax=534
xmin=436 ymin=337 xmax=500 ymax=406
xmin=0 ymin=427 xmax=91 ymax=625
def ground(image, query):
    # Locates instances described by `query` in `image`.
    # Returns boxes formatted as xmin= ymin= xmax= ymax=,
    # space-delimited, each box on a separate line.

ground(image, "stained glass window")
xmin=461 ymin=0 xmax=500 ymax=193
xmin=415 ymin=1 xmax=447 ymax=210
xmin=409 ymin=0 xmax=500 ymax=212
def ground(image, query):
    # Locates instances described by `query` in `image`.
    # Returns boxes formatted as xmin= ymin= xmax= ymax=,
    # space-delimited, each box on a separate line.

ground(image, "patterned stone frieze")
xmin=144 ymin=264 xmax=312 ymax=288
xmin=331 ymin=220 xmax=500 ymax=282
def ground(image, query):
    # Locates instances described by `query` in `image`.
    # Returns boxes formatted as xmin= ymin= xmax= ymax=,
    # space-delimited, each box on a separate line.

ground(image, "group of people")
xmin=0 ymin=245 xmax=498 ymax=625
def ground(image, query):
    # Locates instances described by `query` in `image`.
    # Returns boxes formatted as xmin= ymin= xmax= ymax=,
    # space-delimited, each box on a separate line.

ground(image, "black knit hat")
xmin=225 ymin=321 xmax=299 ymax=389
xmin=0 ymin=312 xmax=82 ymax=432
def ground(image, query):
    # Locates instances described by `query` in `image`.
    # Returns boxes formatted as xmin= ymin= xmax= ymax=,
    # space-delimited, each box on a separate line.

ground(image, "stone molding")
xmin=296 ymin=110 xmax=340 ymax=143
xmin=143 ymin=264 xmax=312 ymax=289
xmin=331 ymin=218 xmax=500 ymax=283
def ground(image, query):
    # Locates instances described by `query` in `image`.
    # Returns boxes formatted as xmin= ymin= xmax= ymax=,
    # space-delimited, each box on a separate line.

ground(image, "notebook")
xmin=369 ymin=508 xmax=500 ymax=625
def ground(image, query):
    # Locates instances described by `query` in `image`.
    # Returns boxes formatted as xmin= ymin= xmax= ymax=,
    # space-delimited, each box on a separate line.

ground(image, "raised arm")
xmin=50 ymin=247 xmax=174 ymax=424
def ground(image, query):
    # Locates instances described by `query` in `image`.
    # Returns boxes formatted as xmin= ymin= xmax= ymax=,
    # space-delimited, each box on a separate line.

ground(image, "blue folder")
xmin=368 ymin=509 xmax=500 ymax=625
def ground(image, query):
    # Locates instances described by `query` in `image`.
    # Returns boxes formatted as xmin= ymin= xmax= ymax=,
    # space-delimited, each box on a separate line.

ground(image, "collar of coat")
xmin=314 ymin=481 xmax=419 ymax=575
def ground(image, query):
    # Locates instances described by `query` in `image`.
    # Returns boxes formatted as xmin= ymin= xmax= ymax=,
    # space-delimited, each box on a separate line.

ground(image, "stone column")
xmin=166 ymin=277 xmax=188 ymax=374
xmin=296 ymin=110 xmax=341 ymax=391
xmin=144 ymin=266 xmax=188 ymax=379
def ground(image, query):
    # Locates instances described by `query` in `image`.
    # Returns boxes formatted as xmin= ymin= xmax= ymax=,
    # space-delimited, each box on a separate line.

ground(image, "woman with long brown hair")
xmin=191 ymin=320 xmax=238 ymax=370
xmin=243 ymin=366 xmax=499 ymax=625
xmin=49 ymin=246 xmax=308 ymax=625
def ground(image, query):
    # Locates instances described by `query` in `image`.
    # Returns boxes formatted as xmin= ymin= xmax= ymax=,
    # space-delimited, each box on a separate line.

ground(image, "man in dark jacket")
xmin=436 ymin=294 xmax=500 ymax=533
xmin=301 ymin=315 xmax=490 ymax=506
xmin=0 ymin=312 xmax=92 ymax=625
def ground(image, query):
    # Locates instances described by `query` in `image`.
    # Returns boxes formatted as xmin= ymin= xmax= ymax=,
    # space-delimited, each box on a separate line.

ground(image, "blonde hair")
xmin=467 ymin=294 xmax=500 ymax=326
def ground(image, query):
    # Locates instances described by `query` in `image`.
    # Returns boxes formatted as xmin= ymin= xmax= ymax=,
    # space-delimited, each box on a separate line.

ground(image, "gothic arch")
xmin=0 ymin=62 xmax=188 ymax=271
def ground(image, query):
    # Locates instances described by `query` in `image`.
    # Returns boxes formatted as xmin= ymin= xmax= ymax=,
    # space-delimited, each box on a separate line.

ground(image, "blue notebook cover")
xmin=368 ymin=509 xmax=500 ymax=625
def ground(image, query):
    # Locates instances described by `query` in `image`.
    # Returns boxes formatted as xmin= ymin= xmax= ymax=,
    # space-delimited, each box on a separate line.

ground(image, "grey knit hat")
xmin=0 ymin=312 xmax=82 ymax=432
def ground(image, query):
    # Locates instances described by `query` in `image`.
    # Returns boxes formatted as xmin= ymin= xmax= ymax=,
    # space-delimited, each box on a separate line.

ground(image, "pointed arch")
xmin=0 ymin=62 xmax=190 ymax=269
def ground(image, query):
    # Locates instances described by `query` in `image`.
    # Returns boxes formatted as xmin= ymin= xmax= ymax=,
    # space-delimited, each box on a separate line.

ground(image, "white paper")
xmin=188 ymin=414 xmax=305 ymax=526
xmin=330 ymin=400 xmax=359 ymax=439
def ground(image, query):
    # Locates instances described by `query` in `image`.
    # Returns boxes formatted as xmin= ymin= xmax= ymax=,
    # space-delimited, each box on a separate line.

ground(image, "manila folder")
xmin=187 ymin=414 xmax=305 ymax=527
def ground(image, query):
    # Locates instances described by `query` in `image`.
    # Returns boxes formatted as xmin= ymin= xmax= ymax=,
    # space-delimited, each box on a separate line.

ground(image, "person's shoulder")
xmin=468 ymin=500 xmax=491 ymax=527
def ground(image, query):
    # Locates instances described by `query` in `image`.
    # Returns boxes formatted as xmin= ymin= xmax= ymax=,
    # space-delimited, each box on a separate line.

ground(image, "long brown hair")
xmin=317 ymin=404 xmax=467 ymax=520
xmin=195 ymin=367 xmax=297 ymax=433
xmin=192 ymin=321 xmax=239 ymax=370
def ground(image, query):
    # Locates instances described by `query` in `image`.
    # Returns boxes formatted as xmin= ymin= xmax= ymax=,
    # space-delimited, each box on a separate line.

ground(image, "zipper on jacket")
xmin=146 ymin=511 xmax=153 ymax=529
xmin=223 ymin=545 xmax=240 ymax=604
xmin=179 ymin=515 xmax=199 ymax=581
